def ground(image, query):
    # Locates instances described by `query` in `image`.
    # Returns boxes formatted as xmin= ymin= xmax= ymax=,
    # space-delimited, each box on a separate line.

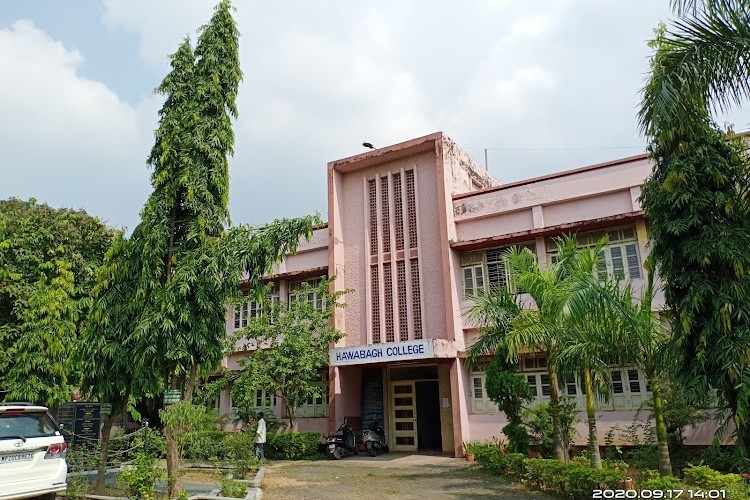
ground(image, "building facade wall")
xmin=220 ymin=132 xmax=715 ymax=454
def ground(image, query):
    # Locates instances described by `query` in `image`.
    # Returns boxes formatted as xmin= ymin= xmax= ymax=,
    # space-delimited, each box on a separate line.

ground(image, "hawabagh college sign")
xmin=329 ymin=339 xmax=434 ymax=366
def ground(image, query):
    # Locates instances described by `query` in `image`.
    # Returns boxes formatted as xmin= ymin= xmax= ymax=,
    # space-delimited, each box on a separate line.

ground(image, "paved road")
xmin=261 ymin=453 xmax=553 ymax=499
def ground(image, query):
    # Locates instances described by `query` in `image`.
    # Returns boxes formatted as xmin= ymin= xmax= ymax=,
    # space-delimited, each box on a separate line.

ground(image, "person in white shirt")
xmin=254 ymin=412 xmax=266 ymax=460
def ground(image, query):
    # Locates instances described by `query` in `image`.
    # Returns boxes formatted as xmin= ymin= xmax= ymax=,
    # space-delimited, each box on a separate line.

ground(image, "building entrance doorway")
xmin=388 ymin=365 xmax=443 ymax=453
xmin=391 ymin=381 xmax=417 ymax=451
xmin=415 ymin=381 xmax=441 ymax=450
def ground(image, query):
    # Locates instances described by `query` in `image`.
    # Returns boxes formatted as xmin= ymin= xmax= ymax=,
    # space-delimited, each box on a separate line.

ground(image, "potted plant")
xmin=461 ymin=441 xmax=476 ymax=462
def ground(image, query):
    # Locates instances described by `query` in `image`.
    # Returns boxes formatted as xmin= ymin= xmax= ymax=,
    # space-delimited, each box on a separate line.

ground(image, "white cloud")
xmin=0 ymin=20 xmax=154 ymax=230
xmin=502 ymin=16 xmax=553 ymax=43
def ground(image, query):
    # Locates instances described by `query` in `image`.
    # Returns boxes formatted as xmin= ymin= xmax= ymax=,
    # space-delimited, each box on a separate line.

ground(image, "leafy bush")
xmin=472 ymin=442 xmax=506 ymax=467
xmin=569 ymin=455 xmax=590 ymax=467
xmin=562 ymin=466 xmax=623 ymax=500
xmin=524 ymin=458 xmax=568 ymax=491
xmin=266 ymin=432 xmax=321 ymax=460
xmin=640 ymin=475 xmax=684 ymax=492
xmin=132 ymin=426 xmax=166 ymax=459
xmin=501 ymin=453 xmax=527 ymax=480
xmin=183 ymin=431 xmax=227 ymax=460
xmin=699 ymin=446 xmax=747 ymax=473
xmin=603 ymin=459 xmax=629 ymax=475
xmin=625 ymin=445 xmax=659 ymax=471
xmin=116 ymin=452 xmax=163 ymax=500
xmin=219 ymin=477 xmax=248 ymax=498
xmin=524 ymin=400 xmax=578 ymax=458
xmin=683 ymin=464 xmax=743 ymax=490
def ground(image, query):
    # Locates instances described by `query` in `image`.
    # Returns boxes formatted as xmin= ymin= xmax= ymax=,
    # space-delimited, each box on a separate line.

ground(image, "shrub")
xmin=116 ymin=452 xmax=163 ymax=500
xmin=501 ymin=453 xmax=527 ymax=480
xmin=683 ymin=464 xmax=743 ymax=490
xmin=603 ymin=459 xmax=629 ymax=475
xmin=699 ymin=446 xmax=747 ymax=473
xmin=473 ymin=442 xmax=505 ymax=467
xmin=183 ymin=430 xmax=227 ymax=460
xmin=524 ymin=458 xmax=568 ymax=491
xmin=625 ymin=445 xmax=659 ymax=471
xmin=132 ymin=426 xmax=167 ymax=459
xmin=569 ymin=455 xmax=590 ymax=467
xmin=640 ymin=475 xmax=684 ymax=492
xmin=266 ymin=432 xmax=321 ymax=460
xmin=219 ymin=477 xmax=248 ymax=498
xmin=563 ymin=466 xmax=623 ymax=500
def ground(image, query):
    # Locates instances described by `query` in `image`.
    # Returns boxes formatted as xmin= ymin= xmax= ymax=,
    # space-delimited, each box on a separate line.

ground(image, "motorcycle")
xmin=326 ymin=418 xmax=358 ymax=460
xmin=361 ymin=421 xmax=388 ymax=457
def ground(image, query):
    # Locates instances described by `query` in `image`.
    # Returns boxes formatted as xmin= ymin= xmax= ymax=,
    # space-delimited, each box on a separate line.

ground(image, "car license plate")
xmin=0 ymin=452 xmax=33 ymax=464
xmin=328 ymin=444 xmax=336 ymax=450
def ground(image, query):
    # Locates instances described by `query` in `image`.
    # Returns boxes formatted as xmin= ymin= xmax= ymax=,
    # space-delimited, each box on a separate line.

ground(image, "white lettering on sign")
xmin=329 ymin=340 xmax=434 ymax=366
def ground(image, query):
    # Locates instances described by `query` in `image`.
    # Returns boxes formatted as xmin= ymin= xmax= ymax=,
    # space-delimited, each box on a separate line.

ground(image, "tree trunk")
xmin=548 ymin=367 xmax=568 ymax=462
xmin=183 ymin=363 xmax=198 ymax=402
xmin=287 ymin=403 xmax=295 ymax=432
xmin=650 ymin=377 xmax=673 ymax=476
xmin=165 ymin=426 xmax=182 ymax=499
xmin=95 ymin=413 xmax=114 ymax=493
xmin=583 ymin=367 xmax=602 ymax=468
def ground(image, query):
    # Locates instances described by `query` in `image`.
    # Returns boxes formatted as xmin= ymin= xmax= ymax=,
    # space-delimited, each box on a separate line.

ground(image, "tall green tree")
xmin=232 ymin=278 xmax=345 ymax=430
xmin=0 ymin=198 xmax=114 ymax=405
xmin=85 ymin=2 xmax=318 ymax=496
xmin=640 ymin=0 xmax=750 ymax=458
xmin=640 ymin=124 xmax=750 ymax=458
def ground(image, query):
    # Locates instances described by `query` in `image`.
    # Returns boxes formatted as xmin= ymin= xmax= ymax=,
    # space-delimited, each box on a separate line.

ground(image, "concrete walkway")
xmin=261 ymin=453 xmax=553 ymax=499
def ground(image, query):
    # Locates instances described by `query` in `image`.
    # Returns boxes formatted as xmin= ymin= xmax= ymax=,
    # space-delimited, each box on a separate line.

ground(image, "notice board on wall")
xmin=361 ymin=368 xmax=384 ymax=430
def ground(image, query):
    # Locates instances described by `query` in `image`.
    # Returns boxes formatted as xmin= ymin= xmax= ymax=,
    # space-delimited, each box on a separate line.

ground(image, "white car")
xmin=0 ymin=404 xmax=67 ymax=500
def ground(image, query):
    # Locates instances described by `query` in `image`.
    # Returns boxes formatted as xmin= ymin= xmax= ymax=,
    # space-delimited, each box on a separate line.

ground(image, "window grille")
xmin=406 ymin=170 xmax=417 ymax=248
xmin=393 ymin=173 xmax=404 ymax=250
xmin=410 ymin=259 xmax=422 ymax=339
xmin=371 ymin=265 xmax=380 ymax=343
xmin=368 ymin=179 xmax=377 ymax=255
xmin=383 ymin=264 xmax=394 ymax=342
xmin=381 ymin=176 xmax=391 ymax=253
xmin=397 ymin=261 xmax=408 ymax=341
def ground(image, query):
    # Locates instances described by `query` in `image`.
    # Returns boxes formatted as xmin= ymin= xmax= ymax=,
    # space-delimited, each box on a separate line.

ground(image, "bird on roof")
xmin=362 ymin=142 xmax=375 ymax=149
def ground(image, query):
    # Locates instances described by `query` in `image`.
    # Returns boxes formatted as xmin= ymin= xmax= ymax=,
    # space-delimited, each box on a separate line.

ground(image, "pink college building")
xmin=220 ymin=132 xmax=719 ymax=456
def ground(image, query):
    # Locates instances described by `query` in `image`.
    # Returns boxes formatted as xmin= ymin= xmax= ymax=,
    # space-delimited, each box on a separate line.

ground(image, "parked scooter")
xmin=326 ymin=418 xmax=358 ymax=460
xmin=361 ymin=421 xmax=388 ymax=457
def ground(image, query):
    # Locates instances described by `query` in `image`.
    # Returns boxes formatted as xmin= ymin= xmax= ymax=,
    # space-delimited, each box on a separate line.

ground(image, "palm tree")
xmin=468 ymin=237 xmax=582 ymax=463
xmin=639 ymin=0 xmax=750 ymax=134
xmin=619 ymin=259 xmax=675 ymax=476
xmin=554 ymin=244 xmax=630 ymax=469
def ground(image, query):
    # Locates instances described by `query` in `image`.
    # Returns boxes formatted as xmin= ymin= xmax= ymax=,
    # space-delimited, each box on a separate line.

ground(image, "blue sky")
xmin=1 ymin=0 xmax=749 ymax=232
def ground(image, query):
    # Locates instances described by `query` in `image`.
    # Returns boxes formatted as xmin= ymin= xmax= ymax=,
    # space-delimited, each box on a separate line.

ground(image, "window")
xmin=234 ymin=300 xmax=261 ymax=330
xmin=565 ymin=376 xmax=577 ymax=396
xmin=254 ymin=389 xmax=277 ymax=417
xmin=233 ymin=284 xmax=279 ymax=329
xmin=460 ymin=244 xmax=534 ymax=298
xmin=470 ymin=372 xmax=499 ymax=414
xmin=289 ymin=278 xmax=325 ymax=311
xmin=298 ymin=370 xmax=330 ymax=418
xmin=463 ymin=265 xmax=485 ymax=297
xmin=611 ymin=370 xmax=624 ymax=394
xmin=546 ymin=227 xmax=641 ymax=280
